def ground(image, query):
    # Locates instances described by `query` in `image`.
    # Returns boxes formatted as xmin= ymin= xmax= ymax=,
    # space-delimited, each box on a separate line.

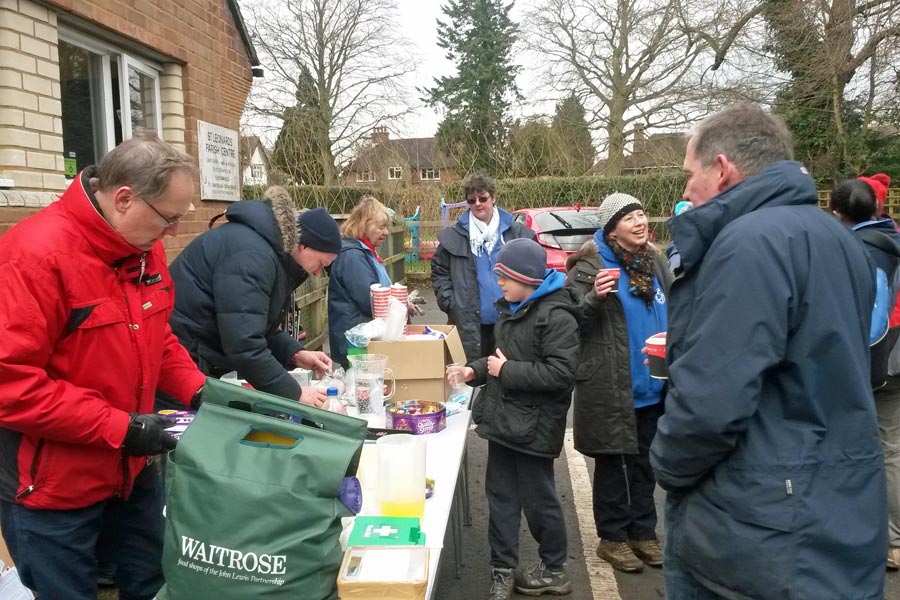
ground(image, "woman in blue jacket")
xmin=566 ymin=192 xmax=670 ymax=573
xmin=328 ymin=196 xmax=398 ymax=368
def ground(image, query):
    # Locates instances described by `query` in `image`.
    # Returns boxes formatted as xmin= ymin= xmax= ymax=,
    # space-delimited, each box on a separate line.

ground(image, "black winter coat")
xmin=431 ymin=210 xmax=534 ymax=361
xmin=169 ymin=197 xmax=307 ymax=401
xmin=470 ymin=287 xmax=580 ymax=458
xmin=565 ymin=242 xmax=672 ymax=455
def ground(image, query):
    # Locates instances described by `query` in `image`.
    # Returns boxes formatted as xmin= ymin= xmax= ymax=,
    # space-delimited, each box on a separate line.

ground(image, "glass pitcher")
xmin=376 ymin=433 xmax=426 ymax=521
xmin=347 ymin=353 xmax=395 ymax=425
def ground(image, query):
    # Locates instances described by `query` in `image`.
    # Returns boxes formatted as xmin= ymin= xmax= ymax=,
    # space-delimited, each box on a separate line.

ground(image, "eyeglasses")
xmin=139 ymin=196 xmax=182 ymax=227
xmin=466 ymin=195 xmax=492 ymax=205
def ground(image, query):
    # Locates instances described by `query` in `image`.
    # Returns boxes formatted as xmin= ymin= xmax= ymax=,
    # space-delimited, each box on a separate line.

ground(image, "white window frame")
xmin=357 ymin=170 xmax=376 ymax=183
xmin=388 ymin=166 xmax=402 ymax=180
xmin=250 ymin=164 xmax=264 ymax=179
xmin=58 ymin=27 xmax=163 ymax=160
xmin=420 ymin=168 xmax=440 ymax=181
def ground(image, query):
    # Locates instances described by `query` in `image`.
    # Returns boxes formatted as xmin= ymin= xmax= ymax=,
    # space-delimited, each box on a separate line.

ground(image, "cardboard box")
xmin=337 ymin=546 xmax=428 ymax=599
xmin=367 ymin=325 xmax=467 ymax=404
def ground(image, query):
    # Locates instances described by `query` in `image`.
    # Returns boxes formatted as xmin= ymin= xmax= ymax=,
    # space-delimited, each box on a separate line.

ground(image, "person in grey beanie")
xmin=448 ymin=238 xmax=580 ymax=599
xmin=165 ymin=187 xmax=341 ymax=408
xmin=565 ymin=192 xmax=671 ymax=574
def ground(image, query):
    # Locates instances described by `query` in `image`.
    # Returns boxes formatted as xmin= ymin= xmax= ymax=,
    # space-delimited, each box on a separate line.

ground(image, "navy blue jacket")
xmin=855 ymin=219 xmax=900 ymax=388
xmin=169 ymin=200 xmax=306 ymax=401
xmin=650 ymin=161 xmax=886 ymax=598
xmin=328 ymin=237 xmax=388 ymax=369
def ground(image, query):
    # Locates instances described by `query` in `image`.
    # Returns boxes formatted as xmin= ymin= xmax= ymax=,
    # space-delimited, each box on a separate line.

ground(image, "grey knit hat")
xmin=598 ymin=192 xmax=643 ymax=235
xmin=494 ymin=238 xmax=547 ymax=287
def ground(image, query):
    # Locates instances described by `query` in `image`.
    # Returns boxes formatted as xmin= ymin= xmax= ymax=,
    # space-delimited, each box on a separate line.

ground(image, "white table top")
xmin=354 ymin=403 xmax=472 ymax=600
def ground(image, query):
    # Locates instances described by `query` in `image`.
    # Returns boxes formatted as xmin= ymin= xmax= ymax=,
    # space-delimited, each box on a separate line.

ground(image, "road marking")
xmin=564 ymin=429 xmax=621 ymax=600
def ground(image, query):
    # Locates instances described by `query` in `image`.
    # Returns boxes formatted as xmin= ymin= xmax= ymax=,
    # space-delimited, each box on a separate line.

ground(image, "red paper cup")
xmin=598 ymin=268 xmax=621 ymax=293
xmin=644 ymin=332 xmax=667 ymax=379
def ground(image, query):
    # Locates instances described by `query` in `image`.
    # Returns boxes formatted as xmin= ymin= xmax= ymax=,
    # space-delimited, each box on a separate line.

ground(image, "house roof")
xmin=624 ymin=133 xmax=686 ymax=171
xmin=590 ymin=132 xmax=687 ymax=175
xmin=239 ymin=135 xmax=267 ymax=164
xmin=226 ymin=0 xmax=260 ymax=69
xmin=349 ymin=137 xmax=458 ymax=172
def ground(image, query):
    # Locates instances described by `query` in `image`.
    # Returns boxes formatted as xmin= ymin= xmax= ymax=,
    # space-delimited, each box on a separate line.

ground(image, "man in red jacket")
xmin=0 ymin=132 xmax=206 ymax=600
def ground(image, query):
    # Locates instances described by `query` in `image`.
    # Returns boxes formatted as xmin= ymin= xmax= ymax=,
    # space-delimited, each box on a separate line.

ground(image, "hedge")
xmin=243 ymin=172 xmax=687 ymax=219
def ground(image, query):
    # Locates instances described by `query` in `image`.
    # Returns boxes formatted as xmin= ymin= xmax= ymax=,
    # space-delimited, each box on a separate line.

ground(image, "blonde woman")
xmin=328 ymin=196 xmax=399 ymax=368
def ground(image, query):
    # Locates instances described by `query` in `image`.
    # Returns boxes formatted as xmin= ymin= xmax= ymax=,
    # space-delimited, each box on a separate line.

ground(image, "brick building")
xmin=345 ymin=126 xmax=459 ymax=187
xmin=0 ymin=0 xmax=260 ymax=260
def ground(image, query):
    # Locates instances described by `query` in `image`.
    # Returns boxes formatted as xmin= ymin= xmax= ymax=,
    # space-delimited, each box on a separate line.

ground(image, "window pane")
xmin=128 ymin=67 xmax=157 ymax=135
xmin=59 ymin=41 xmax=100 ymax=175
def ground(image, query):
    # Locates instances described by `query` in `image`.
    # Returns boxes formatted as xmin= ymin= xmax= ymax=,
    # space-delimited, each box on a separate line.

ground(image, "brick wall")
xmin=0 ymin=0 xmax=66 ymax=192
xmin=0 ymin=0 xmax=254 ymax=256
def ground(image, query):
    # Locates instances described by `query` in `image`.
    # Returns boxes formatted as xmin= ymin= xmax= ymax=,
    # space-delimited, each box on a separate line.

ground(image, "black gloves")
xmin=122 ymin=414 xmax=177 ymax=456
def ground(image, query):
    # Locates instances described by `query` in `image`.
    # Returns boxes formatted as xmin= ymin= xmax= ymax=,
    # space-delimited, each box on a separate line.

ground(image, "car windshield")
xmin=534 ymin=210 xmax=600 ymax=231
xmin=533 ymin=210 xmax=601 ymax=251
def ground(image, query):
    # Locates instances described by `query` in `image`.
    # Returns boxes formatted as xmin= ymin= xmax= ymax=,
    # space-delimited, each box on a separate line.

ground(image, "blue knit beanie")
xmin=494 ymin=238 xmax=547 ymax=287
xmin=297 ymin=208 xmax=341 ymax=254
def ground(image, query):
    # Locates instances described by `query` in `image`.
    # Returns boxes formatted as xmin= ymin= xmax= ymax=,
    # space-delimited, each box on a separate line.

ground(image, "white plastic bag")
xmin=383 ymin=297 xmax=407 ymax=341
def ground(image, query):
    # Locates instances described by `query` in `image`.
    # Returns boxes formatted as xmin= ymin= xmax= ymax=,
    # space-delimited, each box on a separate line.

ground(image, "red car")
xmin=511 ymin=206 xmax=601 ymax=272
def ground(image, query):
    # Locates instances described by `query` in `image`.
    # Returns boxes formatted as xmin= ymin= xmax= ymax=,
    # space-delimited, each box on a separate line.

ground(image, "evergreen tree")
xmin=425 ymin=0 xmax=520 ymax=175
xmin=552 ymin=94 xmax=595 ymax=176
xmin=269 ymin=66 xmax=332 ymax=185
xmin=508 ymin=118 xmax=555 ymax=178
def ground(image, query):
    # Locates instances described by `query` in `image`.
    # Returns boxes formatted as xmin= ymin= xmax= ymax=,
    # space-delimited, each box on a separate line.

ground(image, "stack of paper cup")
xmin=390 ymin=283 xmax=409 ymax=335
xmin=371 ymin=284 xmax=391 ymax=320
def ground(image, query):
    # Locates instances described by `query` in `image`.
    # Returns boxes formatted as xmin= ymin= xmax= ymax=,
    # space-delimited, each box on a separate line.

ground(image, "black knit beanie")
xmin=297 ymin=208 xmax=342 ymax=254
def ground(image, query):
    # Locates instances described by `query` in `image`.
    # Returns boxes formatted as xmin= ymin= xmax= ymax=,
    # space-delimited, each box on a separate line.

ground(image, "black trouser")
xmin=593 ymin=402 xmax=663 ymax=541
xmin=485 ymin=441 xmax=568 ymax=570
xmin=480 ymin=324 xmax=496 ymax=358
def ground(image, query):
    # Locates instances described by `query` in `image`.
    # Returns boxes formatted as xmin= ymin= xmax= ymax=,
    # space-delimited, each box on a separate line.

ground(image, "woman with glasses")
xmin=431 ymin=172 xmax=535 ymax=362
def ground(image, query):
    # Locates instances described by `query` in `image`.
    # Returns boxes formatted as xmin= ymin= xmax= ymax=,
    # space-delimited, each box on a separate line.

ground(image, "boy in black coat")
xmin=448 ymin=238 xmax=579 ymax=599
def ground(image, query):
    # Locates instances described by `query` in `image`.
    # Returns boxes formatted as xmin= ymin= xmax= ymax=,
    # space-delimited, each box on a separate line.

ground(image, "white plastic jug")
xmin=376 ymin=434 xmax=426 ymax=521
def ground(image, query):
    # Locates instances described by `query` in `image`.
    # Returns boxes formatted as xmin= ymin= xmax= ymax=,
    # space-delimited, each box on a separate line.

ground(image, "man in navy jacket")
xmin=650 ymin=104 xmax=886 ymax=598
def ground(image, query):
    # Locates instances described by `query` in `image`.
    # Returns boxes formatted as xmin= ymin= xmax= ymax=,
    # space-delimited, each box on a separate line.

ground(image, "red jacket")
xmin=0 ymin=170 xmax=206 ymax=509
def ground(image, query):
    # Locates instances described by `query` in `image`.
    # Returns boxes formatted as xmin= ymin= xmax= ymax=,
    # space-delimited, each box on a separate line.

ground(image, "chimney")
xmin=632 ymin=123 xmax=646 ymax=155
xmin=372 ymin=126 xmax=389 ymax=145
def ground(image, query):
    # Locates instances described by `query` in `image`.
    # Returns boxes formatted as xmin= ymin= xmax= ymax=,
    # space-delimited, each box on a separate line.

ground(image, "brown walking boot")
xmin=888 ymin=547 xmax=900 ymax=571
xmin=629 ymin=538 xmax=663 ymax=567
xmin=596 ymin=539 xmax=644 ymax=573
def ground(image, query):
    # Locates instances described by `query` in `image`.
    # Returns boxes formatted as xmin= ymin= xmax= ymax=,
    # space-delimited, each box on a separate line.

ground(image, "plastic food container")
xmin=386 ymin=400 xmax=447 ymax=435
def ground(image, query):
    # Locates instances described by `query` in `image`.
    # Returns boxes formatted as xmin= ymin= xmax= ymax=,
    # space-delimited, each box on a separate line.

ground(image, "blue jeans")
xmin=0 ymin=459 xmax=165 ymax=600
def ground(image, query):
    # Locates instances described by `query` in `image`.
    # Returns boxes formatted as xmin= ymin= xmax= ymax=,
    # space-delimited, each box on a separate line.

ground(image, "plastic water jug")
xmin=348 ymin=353 xmax=395 ymax=425
xmin=376 ymin=434 xmax=426 ymax=521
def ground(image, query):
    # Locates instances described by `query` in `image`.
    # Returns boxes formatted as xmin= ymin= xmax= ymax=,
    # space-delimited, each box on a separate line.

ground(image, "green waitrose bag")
xmin=157 ymin=378 xmax=366 ymax=600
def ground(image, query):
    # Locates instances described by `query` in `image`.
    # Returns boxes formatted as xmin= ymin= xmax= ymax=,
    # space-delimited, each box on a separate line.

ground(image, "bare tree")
xmin=676 ymin=0 xmax=900 ymax=173
xmin=526 ymin=0 xmax=711 ymax=175
xmin=244 ymin=0 xmax=416 ymax=185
